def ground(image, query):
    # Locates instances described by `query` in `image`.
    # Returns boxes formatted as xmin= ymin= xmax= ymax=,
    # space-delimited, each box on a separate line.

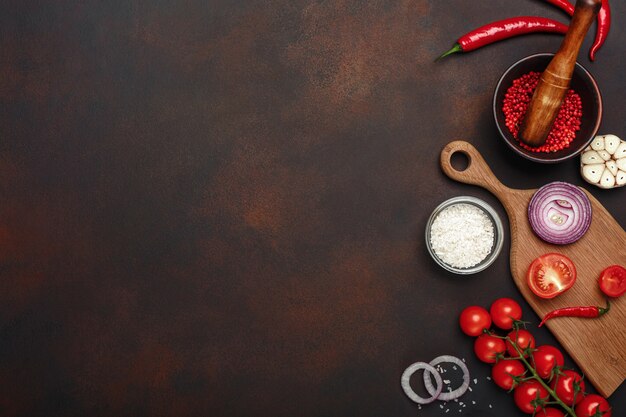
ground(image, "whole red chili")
xmin=590 ymin=0 xmax=610 ymax=61
xmin=544 ymin=0 xmax=611 ymax=61
xmin=545 ymin=0 xmax=575 ymax=16
xmin=538 ymin=301 xmax=611 ymax=327
xmin=439 ymin=17 xmax=569 ymax=59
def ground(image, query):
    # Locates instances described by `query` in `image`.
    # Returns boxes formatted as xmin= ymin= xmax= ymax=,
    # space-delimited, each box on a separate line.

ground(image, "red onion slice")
xmin=422 ymin=355 xmax=470 ymax=401
xmin=528 ymin=182 xmax=592 ymax=245
xmin=401 ymin=362 xmax=442 ymax=404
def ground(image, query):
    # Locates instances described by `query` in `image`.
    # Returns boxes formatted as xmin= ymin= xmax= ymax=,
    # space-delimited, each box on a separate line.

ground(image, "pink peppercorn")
xmin=502 ymin=71 xmax=583 ymax=153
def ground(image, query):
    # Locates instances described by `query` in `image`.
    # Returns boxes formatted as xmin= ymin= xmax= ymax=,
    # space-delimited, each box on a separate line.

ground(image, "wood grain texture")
xmin=519 ymin=0 xmax=601 ymax=146
xmin=4 ymin=1 xmax=626 ymax=415
xmin=441 ymin=140 xmax=626 ymax=398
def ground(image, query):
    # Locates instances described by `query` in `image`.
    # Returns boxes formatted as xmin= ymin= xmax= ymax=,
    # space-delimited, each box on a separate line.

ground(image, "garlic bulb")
xmin=580 ymin=134 xmax=626 ymax=189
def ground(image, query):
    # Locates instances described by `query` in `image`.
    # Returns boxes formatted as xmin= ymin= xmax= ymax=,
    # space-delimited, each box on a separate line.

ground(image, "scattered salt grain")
xmin=486 ymin=376 xmax=491 ymax=381
xmin=430 ymin=203 xmax=495 ymax=268
xmin=489 ymin=404 xmax=493 ymax=409
xmin=473 ymin=378 xmax=478 ymax=385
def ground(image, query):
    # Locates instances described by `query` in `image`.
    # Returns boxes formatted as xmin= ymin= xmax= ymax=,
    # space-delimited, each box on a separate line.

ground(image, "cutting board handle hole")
xmin=450 ymin=150 xmax=470 ymax=172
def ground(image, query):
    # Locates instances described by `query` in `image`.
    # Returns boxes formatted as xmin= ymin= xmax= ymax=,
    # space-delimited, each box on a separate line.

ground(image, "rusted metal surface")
xmin=1 ymin=1 xmax=624 ymax=416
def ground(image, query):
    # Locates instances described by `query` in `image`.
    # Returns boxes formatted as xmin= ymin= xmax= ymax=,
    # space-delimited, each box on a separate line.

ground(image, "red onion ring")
xmin=528 ymin=182 xmax=592 ymax=245
xmin=401 ymin=362 xmax=443 ymax=404
xmin=422 ymin=355 xmax=470 ymax=401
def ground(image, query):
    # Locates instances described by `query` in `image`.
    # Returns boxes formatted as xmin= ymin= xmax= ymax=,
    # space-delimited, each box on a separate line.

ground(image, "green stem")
xmin=599 ymin=300 xmax=611 ymax=316
xmin=505 ymin=336 xmax=577 ymax=417
xmin=436 ymin=44 xmax=463 ymax=61
xmin=571 ymin=379 xmax=581 ymax=410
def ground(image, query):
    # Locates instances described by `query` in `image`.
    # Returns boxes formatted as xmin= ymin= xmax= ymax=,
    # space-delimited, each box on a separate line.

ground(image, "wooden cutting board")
xmin=440 ymin=140 xmax=626 ymax=398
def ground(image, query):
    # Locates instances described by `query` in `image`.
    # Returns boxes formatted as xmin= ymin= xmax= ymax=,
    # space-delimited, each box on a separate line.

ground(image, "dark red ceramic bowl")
xmin=493 ymin=53 xmax=602 ymax=164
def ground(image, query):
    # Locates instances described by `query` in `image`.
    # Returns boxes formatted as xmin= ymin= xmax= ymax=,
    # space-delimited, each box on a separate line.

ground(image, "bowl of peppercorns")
xmin=493 ymin=53 xmax=602 ymax=163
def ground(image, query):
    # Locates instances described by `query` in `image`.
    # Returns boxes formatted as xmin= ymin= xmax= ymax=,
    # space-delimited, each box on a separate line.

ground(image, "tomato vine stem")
xmin=497 ymin=335 xmax=577 ymax=417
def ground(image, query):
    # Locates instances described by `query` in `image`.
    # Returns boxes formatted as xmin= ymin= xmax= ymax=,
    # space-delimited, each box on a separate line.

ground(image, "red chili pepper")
xmin=544 ymin=0 xmax=611 ymax=61
xmin=538 ymin=301 xmax=611 ymax=327
xmin=589 ymin=0 xmax=610 ymax=61
xmin=439 ymin=17 xmax=569 ymax=59
xmin=545 ymin=0 xmax=575 ymax=16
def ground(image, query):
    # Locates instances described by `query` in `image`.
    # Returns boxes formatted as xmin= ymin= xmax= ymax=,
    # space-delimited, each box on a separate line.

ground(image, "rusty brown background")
xmin=1 ymin=0 xmax=624 ymax=416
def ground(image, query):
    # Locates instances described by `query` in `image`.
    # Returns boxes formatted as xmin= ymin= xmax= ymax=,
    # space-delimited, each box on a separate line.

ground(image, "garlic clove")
xmin=582 ymin=164 xmax=605 ymax=184
xmin=580 ymin=135 xmax=626 ymax=189
xmin=599 ymin=169 xmax=616 ymax=188
xmin=598 ymin=150 xmax=612 ymax=161
xmin=581 ymin=150 xmax=603 ymax=164
xmin=615 ymin=142 xmax=626 ymax=159
xmin=604 ymin=135 xmax=620 ymax=154
xmin=591 ymin=136 xmax=605 ymax=151
xmin=606 ymin=160 xmax=618 ymax=176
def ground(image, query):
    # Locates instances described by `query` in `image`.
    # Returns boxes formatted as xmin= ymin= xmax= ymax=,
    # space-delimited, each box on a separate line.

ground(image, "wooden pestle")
xmin=519 ymin=0 xmax=601 ymax=147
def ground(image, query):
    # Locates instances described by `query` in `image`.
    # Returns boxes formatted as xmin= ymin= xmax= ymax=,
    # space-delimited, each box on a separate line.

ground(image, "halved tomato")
xmin=598 ymin=265 xmax=626 ymax=298
xmin=527 ymin=253 xmax=576 ymax=299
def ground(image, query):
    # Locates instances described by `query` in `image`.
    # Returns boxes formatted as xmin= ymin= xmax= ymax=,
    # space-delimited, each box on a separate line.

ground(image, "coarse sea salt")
xmin=430 ymin=203 xmax=494 ymax=269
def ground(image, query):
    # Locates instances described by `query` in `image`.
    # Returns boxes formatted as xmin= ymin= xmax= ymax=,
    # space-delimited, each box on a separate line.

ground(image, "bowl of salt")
xmin=425 ymin=196 xmax=504 ymax=275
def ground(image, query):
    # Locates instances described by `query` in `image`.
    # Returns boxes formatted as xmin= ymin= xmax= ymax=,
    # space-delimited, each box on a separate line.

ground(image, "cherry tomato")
xmin=491 ymin=359 xmax=525 ymax=390
xmin=513 ymin=380 xmax=549 ymax=414
xmin=474 ymin=334 xmax=506 ymax=363
xmin=550 ymin=370 xmax=585 ymax=406
xmin=598 ymin=265 xmax=626 ymax=298
xmin=575 ymin=394 xmax=612 ymax=417
xmin=536 ymin=408 xmax=565 ymax=417
xmin=506 ymin=329 xmax=535 ymax=357
xmin=459 ymin=306 xmax=491 ymax=336
xmin=527 ymin=253 xmax=576 ymax=299
xmin=531 ymin=345 xmax=564 ymax=379
xmin=490 ymin=298 xmax=523 ymax=329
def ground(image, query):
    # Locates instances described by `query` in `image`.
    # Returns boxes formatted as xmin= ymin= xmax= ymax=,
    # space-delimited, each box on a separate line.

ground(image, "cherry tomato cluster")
xmin=459 ymin=298 xmax=613 ymax=417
